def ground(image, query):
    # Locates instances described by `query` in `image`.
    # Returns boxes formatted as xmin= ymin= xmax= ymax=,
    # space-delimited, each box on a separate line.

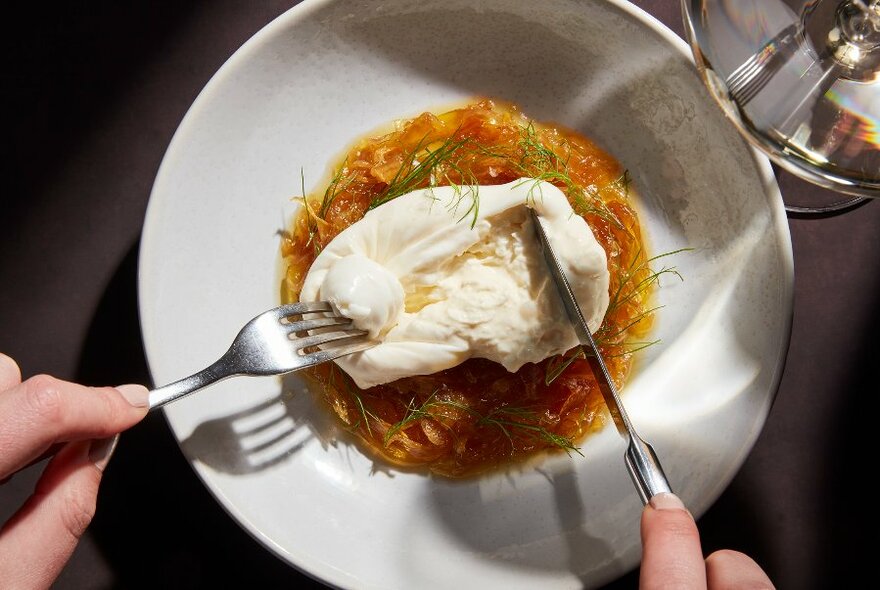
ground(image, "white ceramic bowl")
xmin=139 ymin=1 xmax=793 ymax=588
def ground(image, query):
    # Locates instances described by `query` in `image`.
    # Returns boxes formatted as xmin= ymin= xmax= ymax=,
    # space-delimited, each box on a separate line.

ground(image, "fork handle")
xmin=148 ymin=356 xmax=237 ymax=410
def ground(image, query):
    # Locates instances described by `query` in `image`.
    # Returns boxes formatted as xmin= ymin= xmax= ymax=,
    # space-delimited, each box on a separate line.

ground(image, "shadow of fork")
xmin=179 ymin=377 xmax=338 ymax=475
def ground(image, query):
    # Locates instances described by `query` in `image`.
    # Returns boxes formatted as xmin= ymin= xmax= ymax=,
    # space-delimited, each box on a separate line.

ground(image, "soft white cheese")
xmin=319 ymin=253 xmax=404 ymax=340
xmin=299 ymin=179 xmax=609 ymax=389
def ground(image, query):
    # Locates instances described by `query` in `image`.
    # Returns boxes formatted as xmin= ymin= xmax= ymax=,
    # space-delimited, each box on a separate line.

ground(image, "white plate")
xmin=138 ymin=1 xmax=793 ymax=588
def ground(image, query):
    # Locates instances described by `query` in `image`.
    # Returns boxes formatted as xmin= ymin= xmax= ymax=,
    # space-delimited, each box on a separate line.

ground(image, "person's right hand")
xmin=0 ymin=352 xmax=149 ymax=590
xmin=640 ymin=492 xmax=775 ymax=589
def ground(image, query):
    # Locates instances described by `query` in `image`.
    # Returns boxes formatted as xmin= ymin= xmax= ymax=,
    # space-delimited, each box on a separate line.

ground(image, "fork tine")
xmin=727 ymin=53 xmax=762 ymax=88
xmin=728 ymin=54 xmax=767 ymax=97
xmin=293 ymin=329 xmax=370 ymax=352
xmin=271 ymin=301 xmax=334 ymax=319
xmin=283 ymin=316 xmax=354 ymax=333
xmin=725 ymin=23 xmax=800 ymax=107
xmin=300 ymin=339 xmax=375 ymax=365
xmin=734 ymin=57 xmax=776 ymax=101
xmin=736 ymin=69 xmax=773 ymax=104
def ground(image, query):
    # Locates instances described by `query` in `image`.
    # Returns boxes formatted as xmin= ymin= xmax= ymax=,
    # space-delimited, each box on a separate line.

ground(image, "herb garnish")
xmin=544 ymin=248 xmax=691 ymax=385
xmin=286 ymin=102 xmax=672 ymax=474
xmin=381 ymin=391 xmax=582 ymax=456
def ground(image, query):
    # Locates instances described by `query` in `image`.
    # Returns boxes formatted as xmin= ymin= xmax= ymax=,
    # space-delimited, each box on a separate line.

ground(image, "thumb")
xmin=0 ymin=436 xmax=118 ymax=590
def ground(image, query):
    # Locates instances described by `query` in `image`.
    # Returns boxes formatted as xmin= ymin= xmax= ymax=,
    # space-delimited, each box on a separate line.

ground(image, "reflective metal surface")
xmin=147 ymin=302 xmax=371 ymax=409
xmin=530 ymin=209 xmax=672 ymax=506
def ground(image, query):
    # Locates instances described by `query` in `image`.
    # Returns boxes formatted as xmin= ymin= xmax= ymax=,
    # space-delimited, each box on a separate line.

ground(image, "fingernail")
xmin=89 ymin=435 xmax=120 ymax=471
xmin=649 ymin=492 xmax=686 ymax=511
xmin=115 ymin=384 xmax=149 ymax=408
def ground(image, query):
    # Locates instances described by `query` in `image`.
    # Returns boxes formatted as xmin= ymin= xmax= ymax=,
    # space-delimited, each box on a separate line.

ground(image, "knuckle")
xmin=23 ymin=375 xmax=66 ymax=424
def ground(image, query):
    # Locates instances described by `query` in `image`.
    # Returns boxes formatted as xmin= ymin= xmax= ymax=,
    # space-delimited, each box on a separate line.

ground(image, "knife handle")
xmin=625 ymin=434 xmax=673 ymax=505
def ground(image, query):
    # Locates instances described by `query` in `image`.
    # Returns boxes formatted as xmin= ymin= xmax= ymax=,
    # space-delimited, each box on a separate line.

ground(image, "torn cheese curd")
xmin=299 ymin=179 xmax=609 ymax=389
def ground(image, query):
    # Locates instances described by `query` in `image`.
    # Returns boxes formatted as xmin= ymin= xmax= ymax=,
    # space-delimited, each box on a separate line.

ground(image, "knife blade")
xmin=529 ymin=208 xmax=672 ymax=505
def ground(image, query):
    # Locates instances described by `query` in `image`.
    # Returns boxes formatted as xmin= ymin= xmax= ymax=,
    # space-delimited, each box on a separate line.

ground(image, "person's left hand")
xmin=0 ymin=352 xmax=149 ymax=589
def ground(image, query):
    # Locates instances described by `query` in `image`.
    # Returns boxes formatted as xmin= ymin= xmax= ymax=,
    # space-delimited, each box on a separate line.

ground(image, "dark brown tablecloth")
xmin=1 ymin=1 xmax=876 ymax=588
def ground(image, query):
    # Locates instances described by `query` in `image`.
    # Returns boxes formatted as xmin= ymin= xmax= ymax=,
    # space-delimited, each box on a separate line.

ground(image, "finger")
xmin=0 ymin=443 xmax=65 ymax=485
xmin=706 ymin=550 xmax=775 ymax=589
xmin=0 ymin=436 xmax=117 ymax=589
xmin=0 ymin=375 xmax=148 ymax=477
xmin=639 ymin=493 xmax=706 ymax=590
xmin=0 ymin=353 xmax=22 ymax=391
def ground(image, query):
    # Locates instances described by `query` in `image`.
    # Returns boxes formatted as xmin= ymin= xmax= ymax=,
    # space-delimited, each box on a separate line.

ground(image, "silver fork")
xmin=147 ymin=301 xmax=373 ymax=410
xmin=725 ymin=23 xmax=801 ymax=106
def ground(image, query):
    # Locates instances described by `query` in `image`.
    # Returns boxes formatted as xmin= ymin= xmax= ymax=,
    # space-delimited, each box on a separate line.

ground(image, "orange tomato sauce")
xmin=281 ymin=100 xmax=654 ymax=477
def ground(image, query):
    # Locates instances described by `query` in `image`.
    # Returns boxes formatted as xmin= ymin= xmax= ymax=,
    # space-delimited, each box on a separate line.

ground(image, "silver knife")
xmin=530 ymin=208 xmax=672 ymax=505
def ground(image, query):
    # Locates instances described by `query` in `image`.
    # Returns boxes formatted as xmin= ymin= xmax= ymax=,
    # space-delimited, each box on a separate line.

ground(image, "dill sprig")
xmin=604 ymin=339 xmax=661 ymax=358
xmin=327 ymin=364 xmax=379 ymax=436
xmin=606 ymin=248 xmax=690 ymax=316
xmin=382 ymin=393 xmax=581 ymax=456
xmin=295 ymin=168 xmax=324 ymax=257
xmin=300 ymin=118 xmax=631 ymax=242
xmin=368 ymin=135 xmax=471 ymax=210
xmin=545 ymin=348 xmax=586 ymax=386
xmin=382 ymin=391 xmax=443 ymax=445
xmin=478 ymin=406 xmax=583 ymax=456
xmin=595 ymin=305 xmax=663 ymax=345
xmin=512 ymin=124 xmax=626 ymax=230
xmin=319 ymin=159 xmax=356 ymax=219
xmin=345 ymin=381 xmax=378 ymax=437
xmin=544 ymin=248 xmax=690 ymax=385
xmin=443 ymin=163 xmax=481 ymax=229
